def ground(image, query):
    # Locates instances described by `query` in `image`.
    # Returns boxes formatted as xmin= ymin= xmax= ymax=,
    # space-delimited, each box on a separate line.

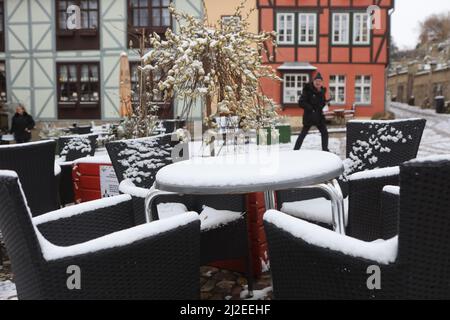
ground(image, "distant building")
xmin=257 ymin=0 xmax=395 ymax=125
xmin=0 ymin=0 xmax=202 ymax=122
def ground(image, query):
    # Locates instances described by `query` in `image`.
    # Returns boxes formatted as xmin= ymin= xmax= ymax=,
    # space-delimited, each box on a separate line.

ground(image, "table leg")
xmin=264 ymin=190 xmax=277 ymax=210
xmin=144 ymin=186 xmax=176 ymax=223
xmin=315 ymin=180 xmax=346 ymax=235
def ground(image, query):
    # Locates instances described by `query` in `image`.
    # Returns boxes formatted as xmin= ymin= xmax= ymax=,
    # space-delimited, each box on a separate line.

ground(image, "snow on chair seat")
xmin=280 ymin=197 xmax=349 ymax=227
xmin=199 ymin=205 xmax=244 ymax=231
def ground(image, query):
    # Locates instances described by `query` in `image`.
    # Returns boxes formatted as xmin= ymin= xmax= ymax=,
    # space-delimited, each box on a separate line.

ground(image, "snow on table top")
xmin=0 ymin=140 xmax=53 ymax=149
xmin=156 ymin=150 xmax=344 ymax=194
xmin=264 ymin=210 xmax=398 ymax=264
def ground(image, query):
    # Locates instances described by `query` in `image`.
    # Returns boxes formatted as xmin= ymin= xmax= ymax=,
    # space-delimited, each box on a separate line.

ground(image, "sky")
xmin=392 ymin=0 xmax=450 ymax=50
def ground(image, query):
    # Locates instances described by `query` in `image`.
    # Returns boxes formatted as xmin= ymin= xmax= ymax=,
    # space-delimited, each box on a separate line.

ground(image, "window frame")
xmin=355 ymin=75 xmax=372 ymax=105
xmin=276 ymin=13 xmax=295 ymax=45
xmin=55 ymin=0 xmax=100 ymax=51
xmin=332 ymin=13 xmax=350 ymax=45
xmin=353 ymin=12 xmax=371 ymax=45
xmin=329 ymin=75 xmax=347 ymax=105
xmin=128 ymin=0 xmax=172 ymax=48
xmin=283 ymin=73 xmax=310 ymax=105
xmin=57 ymin=61 xmax=101 ymax=119
xmin=298 ymin=13 xmax=317 ymax=45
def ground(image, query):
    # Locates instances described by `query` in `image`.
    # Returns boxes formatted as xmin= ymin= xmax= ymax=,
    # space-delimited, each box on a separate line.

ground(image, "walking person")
xmin=294 ymin=72 xmax=330 ymax=152
xmin=10 ymin=104 xmax=35 ymax=144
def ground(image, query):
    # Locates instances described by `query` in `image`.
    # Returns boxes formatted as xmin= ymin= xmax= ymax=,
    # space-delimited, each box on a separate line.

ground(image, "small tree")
xmin=141 ymin=1 xmax=281 ymax=131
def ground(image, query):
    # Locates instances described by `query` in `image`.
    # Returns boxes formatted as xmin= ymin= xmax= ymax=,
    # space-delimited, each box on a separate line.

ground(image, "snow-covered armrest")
xmin=119 ymin=179 xmax=152 ymax=199
xmin=37 ymin=212 xmax=199 ymax=262
xmin=264 ymin=210 xmax=398 ymax=265
xmin=383 ymin=185 xmax=400 ymax=196
xmin=348 ymin=166 xmax=400 ymax=181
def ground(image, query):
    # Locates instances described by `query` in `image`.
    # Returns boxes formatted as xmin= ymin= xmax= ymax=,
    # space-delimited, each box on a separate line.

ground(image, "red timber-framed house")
xmin=257 ymin=0 xmax=395 ymax=122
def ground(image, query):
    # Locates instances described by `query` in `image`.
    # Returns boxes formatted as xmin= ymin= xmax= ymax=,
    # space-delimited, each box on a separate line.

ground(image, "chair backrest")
xmin=58 ymin=134 xmax=97 ymax=161
xmin=106 ymin=134 xmax=176 ymax=188
xmin=397 ymin=157 xmax=450 ymax=298
xmin=0 ymin=140 xmax=58 ymax=216
xmin=345 ymin=119 xmax=426 ymax=175
xmin=0 ymin=172 xmax=44 ymax=298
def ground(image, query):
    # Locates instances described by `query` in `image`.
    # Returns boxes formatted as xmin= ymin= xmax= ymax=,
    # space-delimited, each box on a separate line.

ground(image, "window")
xmin=128 ymin=0 xmax=171 ymax=47
xmin=355 ymin=76 xmax=372 ymax=104
xmin=57 ymin=62 xmax=101 ymax=119
xmin=332 ymin=13 xmax=350 ymax=45
xmin=0 ymin=62 xmax=6 ymax=104
xmin=0 ymin=1 xmax=4 ymax=52
xmin=277 ymin=13 xmax=295 ymax=45
xmin=56 ymin=0 xmax=100 ymax=51
xmin=329 ymin=75 xmax=346 ymax=104
xmin=283 ymin=74 xmax=310 ymax=104
xmin=353 ymin=13 xmax=370 ymax=45
xmin=298 ymin=13 xmax=317 ymax=45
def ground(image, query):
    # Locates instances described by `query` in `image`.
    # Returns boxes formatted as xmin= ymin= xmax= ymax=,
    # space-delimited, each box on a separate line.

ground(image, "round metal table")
xmin=146 ymin=149 xmax=346 ymax=234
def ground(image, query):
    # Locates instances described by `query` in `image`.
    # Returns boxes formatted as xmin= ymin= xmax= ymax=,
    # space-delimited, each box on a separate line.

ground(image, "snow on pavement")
xmin=389 ymin=102 xmax=450 ymax=157
xmin=0 ymin=280 xmax=17 ymax=300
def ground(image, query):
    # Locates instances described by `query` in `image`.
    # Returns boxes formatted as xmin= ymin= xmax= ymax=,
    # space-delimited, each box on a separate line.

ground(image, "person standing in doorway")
xmin=294 ymin=72 xmax=330 ymax=152
xmin=10 ymin=104 xmax=35 ymax=144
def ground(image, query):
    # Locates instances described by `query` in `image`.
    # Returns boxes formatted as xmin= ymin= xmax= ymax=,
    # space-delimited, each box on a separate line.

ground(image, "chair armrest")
xmin=264 ymin=210 xmax=398 ymax=299
xmin=40 ymin=213 xmax=201 ymax=299
xmin=264 ymin=210 xmax=398 ymax=264
xmin=119 ymin=179 xmax=151 ymax=199
xmin=34 ymin=195 xmax=135 ymax=245
xmin=347 ymin=167 xmax=400 ymax=241
xmin=380 ymin=186 xmax=400 ymax=240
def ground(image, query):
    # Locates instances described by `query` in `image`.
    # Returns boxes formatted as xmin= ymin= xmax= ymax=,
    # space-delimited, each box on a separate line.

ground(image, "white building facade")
xmin=0 ymin=0 xmax=203 ymax=122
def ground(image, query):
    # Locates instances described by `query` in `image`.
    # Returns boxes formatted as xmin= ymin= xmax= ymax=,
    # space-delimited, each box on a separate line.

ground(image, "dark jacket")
xmin=299 ymin=83 xmax=328 ymax=126
xmin=10 ymin=112 xmax=35 ymax=140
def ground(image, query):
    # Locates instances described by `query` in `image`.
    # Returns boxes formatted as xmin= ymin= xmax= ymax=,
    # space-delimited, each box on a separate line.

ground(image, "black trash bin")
xmin=435 ymin=96 xmax=445 ymax=114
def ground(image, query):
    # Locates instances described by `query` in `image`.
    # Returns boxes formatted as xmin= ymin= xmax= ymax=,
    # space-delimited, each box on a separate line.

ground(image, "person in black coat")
xmin=10 ymin=105 xmax=35 ymax=144
xmin=294 ymin=72 xmax=330 ymax=151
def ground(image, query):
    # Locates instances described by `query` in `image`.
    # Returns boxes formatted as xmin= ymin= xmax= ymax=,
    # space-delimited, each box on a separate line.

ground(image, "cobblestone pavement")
xmin=390 ymin=102 xmax=450 ymax=157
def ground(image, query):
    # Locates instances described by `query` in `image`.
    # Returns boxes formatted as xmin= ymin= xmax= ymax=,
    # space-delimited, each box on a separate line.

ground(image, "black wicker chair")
xmin=0 ymin=141 xmax=59 ymax=216
xmin=265 ymin=156 xmax=450 ymax=300
xmin=107 ymin=135 xmax=253 ymax=290
xmin=57 ymin=134 xmax=98 ymax=206
xmin=0 ymin=171 xmax=200 ymax=300
xmin=276 ymin=119 xmax=426 ymax=229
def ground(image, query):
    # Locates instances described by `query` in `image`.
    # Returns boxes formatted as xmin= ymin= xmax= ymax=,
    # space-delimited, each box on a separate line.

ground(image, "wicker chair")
xmin=107 ymin=135 xmax=253 ymax=289
xmin=57 ymin=134 xmax=98 ymax=206
xmin=265 ymin=156 xmax=450 ymax=300
xmin=0 ymin=171 xmax=200 ymax=300
xmin=276 ymin=119 xmax=426 ymax=229
xmin=0 ymin=140 xmax=59 ymax=216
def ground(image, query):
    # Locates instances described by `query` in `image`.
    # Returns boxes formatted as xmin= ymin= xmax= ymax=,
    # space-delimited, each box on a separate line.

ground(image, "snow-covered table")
xmin=146 ymin=149 xmax=346 ymax=234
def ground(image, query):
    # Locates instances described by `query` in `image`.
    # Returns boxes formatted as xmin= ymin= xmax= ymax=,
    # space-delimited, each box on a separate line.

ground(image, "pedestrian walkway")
xmin=390 ymin=102 xmax=450 ymax=157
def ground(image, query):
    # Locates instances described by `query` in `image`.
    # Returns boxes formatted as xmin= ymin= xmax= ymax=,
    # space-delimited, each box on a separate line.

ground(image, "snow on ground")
xmin=389 ymin=102 xmax=450 ymax=157
xmin=0 ymin=280 xmax=17 ymax=300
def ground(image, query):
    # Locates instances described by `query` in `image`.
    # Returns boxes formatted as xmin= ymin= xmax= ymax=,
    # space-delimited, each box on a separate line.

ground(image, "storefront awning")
xmin=277 ymin=62 xmax=317 ymax=72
